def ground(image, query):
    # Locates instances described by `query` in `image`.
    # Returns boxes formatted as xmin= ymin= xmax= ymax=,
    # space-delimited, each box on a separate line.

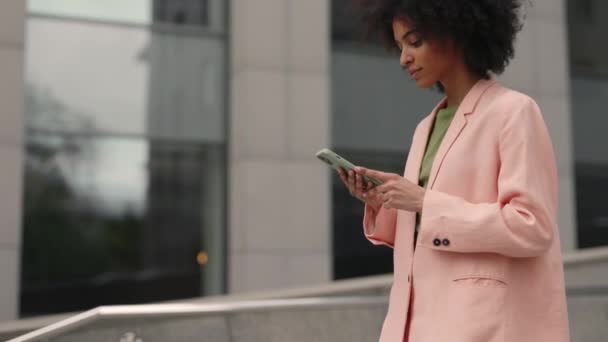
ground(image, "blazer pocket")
xmin=438 ymin=275 xmax=508 ymax=342
xmin=452 ymin=275 xmax=508 ymax=287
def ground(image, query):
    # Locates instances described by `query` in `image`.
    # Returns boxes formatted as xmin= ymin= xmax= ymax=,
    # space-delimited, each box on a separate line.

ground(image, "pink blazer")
xmin=363 ymin=79 xmax=570 ymax=342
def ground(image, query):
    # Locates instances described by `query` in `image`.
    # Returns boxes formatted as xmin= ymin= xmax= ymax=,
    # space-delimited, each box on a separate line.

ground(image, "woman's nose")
xmin=400 ymin=50 xmax=412 ymax=67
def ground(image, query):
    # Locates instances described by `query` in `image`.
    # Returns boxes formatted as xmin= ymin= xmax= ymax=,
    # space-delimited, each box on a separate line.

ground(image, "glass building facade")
xmin=567 ymin=0 xmax=608 ymax=249
xmin=21 ymin=0 xmax=227 ymax=315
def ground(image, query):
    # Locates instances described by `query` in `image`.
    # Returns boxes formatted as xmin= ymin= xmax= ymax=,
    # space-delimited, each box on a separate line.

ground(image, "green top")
xmin=415 ymin=105 xmax=458 ymax=233
xmin=418 ymin=106 xmax=458 ymax=188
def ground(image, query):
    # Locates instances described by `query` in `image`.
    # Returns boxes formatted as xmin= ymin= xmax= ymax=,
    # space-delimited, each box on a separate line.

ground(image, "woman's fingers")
xmin=337 ymin=170 xmax=347 ymax=187
xmin=355 ymin=173 xmax=364 ymax=192
xmin=347 ymin=170 xmax=358 ymax=195
xmin=338 ymin=168 xmax=348 ymax=185
xmin=338 ymin=169 xmax=356 ymax=195
xmin=337 ymin=168 xmax=381 ymax=204
xmin=352 ymin=171 xmax=362 ymax=195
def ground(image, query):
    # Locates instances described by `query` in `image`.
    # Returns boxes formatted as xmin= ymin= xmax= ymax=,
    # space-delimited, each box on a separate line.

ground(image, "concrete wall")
xmin=0 ymin=0 xmax=25 ymax=321
xmin=229 ymin=0 xmax=332 ymax=292
xmin=48 ymin=308 xmax=387 ymax=342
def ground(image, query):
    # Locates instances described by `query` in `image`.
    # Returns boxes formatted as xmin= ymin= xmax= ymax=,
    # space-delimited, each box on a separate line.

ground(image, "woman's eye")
xmin=409 ymin=38 xmax=422 ymax=47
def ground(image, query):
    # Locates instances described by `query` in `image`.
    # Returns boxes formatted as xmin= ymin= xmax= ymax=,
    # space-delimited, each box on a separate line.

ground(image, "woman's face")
xmin=392 ymin=17 xmax=458 ymax=88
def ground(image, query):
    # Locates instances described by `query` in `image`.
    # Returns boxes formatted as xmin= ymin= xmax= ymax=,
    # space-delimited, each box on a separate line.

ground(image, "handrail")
xmin=6 ymin=246 xmax=608 ymax=341
xmin=7 ymin=297 xmax=387 ymax=342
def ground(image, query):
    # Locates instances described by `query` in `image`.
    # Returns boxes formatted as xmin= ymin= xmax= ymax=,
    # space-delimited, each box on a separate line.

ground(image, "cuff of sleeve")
xmin=417 ymin=189 xmax=451 ymax=249
xmin=363 ymin=204 xmax=395 ymax=248
xmin=363 ymin=203 xmax=378 ymax=236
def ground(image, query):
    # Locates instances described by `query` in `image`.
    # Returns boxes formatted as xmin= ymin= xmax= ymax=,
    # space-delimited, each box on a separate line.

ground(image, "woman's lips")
xmin=409 ymin=68 xmax=422 ymax=79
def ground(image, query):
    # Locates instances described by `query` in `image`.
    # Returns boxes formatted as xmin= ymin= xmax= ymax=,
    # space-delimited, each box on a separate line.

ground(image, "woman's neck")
xmin=441 ymin=68 xmax=482 ymax=108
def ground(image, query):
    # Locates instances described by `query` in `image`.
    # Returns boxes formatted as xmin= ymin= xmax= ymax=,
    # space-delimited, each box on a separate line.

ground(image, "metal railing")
xmin=5 ymin=245 xmax=608 ymax=341
xmin=7 ymin=297 xmax=387 ymax=342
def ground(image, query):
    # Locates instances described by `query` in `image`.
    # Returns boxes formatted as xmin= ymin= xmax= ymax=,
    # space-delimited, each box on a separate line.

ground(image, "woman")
xmin=337 ymin=1 xmax=570 ymax=341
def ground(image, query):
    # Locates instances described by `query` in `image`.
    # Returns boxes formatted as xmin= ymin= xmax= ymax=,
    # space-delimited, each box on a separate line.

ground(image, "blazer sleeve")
xmin=363 ymin=204 xmax=397 ymax=248
xmin=417 ymin=97 xmax=558 ymax=258
xmin=361 ymin=117 xmax=427 ymax=249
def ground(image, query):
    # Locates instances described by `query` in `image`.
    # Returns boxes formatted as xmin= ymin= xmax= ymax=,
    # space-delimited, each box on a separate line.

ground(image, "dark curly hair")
xmin=358 ymin=0 xmax=525 ymax=79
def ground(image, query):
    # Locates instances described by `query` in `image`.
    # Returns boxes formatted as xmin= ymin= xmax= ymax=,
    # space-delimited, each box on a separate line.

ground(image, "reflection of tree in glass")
xmin=21 ymin=84 xmax=143 ymax=297
xmin=25 ymin=83 xmax=98 ymax=177
xmin=26 ymin=82 xmax=97 ymax=134
xmin=103 ymin=208 xmax=142 ymax=271
xmin=22 ymin=136 xmax=107 ymax=287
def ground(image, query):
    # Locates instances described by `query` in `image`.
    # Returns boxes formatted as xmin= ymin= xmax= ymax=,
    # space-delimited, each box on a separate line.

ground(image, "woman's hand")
xmin=354 ymin=167 xmax=426 ymax=212
xmin=337 ymin=168 xmax=384 ymax=211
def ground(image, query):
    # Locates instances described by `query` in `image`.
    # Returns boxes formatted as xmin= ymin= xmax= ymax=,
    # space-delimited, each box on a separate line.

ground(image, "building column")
xmin=0 ymin=0 xmax=26 ymax=320
xmin=499 ymin=0 xmax=577 ymax=251
xmin=229 ymin=0 xmax=331 ymax=292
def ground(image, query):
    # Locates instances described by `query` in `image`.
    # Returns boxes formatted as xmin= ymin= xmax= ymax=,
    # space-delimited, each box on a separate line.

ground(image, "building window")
xmin=22 ymin=3 xmax=227 ymax=315
xmin=154 ymin=0 xmax=209 ymax=27
xmin=567 ymin=0 xmax=608 ymax=248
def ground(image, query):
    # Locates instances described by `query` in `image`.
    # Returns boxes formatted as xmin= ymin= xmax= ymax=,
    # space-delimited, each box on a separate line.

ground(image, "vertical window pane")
xmin=22 ymin=2 xmax=227 ymax=315
xmin=28 ymin=0 xmax=151 ymax=24
xmin=567 ymin=0 xmax=608 ymax=248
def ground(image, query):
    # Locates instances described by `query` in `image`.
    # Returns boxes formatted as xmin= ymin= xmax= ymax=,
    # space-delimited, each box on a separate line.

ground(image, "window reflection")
xmin=154 ymin=0 xmax=209 ymax=27
xmin=22 ymin=134 xmax=225 ymax=315
xmin=568 ymin=0 xmax=608 ymax=248
xmin=22 ymin=8 xmax=227 ymax=315
xmin=28 ymin=0 xmax=151 ymax=24
xmin=26 ymin=17 xmax=225 ymax=141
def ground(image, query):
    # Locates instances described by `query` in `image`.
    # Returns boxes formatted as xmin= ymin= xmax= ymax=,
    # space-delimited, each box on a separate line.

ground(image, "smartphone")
xmin=315 ymin=148 xmax=383 ymax=186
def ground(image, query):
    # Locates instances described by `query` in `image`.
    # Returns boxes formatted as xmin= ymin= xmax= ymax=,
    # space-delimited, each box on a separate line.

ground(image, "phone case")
xmin=315 ymin=148 xmax=383 ymax=185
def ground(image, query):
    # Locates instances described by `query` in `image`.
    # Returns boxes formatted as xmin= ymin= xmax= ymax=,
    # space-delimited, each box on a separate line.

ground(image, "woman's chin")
xmin=415 ymin=79 xmax=436 ymax=89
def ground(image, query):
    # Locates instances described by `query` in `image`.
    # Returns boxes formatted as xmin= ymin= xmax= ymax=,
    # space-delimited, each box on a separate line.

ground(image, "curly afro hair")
xmin=358 ymin=0 xmax=525 ymax=79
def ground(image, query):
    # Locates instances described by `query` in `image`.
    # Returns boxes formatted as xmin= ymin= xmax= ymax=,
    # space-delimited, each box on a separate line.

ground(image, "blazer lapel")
xmin=400 ymin=99 xmax=446 ymax=234
xmin=427 ymin=79 xmax=497 ymax=189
